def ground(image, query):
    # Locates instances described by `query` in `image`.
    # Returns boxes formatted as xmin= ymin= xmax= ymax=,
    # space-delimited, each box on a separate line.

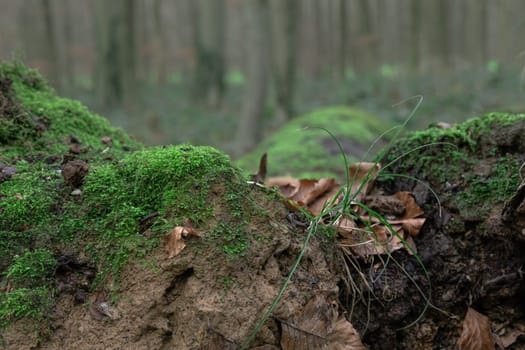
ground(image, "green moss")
xmin=0 ymin=61 xmax=140 ymax=158
xmin=1 ymin=249 xmax=55 ymax=329
xmin=6 ymin=249 xmax=56 ymax=288
xmin=384 ymin=112 xmax=525 ymax=219
xmin=0 ymin=287 xmax=52 ymax=329
xmin=237 ymin=106 xmax=391 ymax=179
xmin=456 ymin=156 xmax=520 ymax=218
xmin=0 ymin=164 xmax=57 ymax=232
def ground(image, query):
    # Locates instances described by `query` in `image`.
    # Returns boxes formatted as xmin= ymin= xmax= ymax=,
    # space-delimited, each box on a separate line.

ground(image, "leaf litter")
xmin=259 ymin=154 xmax=426 ymax=258
xmin=250 ymin=153 xmax=427 ymax=348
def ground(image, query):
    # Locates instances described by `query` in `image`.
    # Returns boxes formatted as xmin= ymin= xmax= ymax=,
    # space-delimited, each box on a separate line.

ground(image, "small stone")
xmin=71 ymin=189 xmax=82 ymax=196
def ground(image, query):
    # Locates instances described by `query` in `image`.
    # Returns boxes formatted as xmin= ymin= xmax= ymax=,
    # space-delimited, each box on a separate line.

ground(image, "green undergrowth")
xmin=237 ymin=106 xmax=391 ymax=179
xmin=382 ymin=112 xmax=524 ymax=219
xmin=0 ymin=62 xmax=256 ymax=332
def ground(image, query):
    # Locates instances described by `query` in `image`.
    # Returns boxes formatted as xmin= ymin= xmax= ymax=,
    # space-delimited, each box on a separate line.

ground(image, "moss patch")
xmin=382 ymin=112 xmax=525 ymax=220
xmin=237 ymin=106 xmax=391 ymax=179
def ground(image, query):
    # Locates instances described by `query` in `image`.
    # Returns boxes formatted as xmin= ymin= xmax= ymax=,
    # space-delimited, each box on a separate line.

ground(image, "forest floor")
xmin=1 ymin=63 xmax=524 ymax=349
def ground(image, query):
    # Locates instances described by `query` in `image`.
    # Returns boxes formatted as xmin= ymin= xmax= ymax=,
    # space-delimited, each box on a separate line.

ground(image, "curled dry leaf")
xmin=266 ymin=176 xmax=339 ymax=216
xmin=392 ymin=191 xmax=424 ymax=219
xmin=280 ymin=293 xmax=366 ymax=350
xmin=164 ymin=224 xmax=201 ymax=258
xmin=294 ymin=178 xmax=337 ymax=207
xmin=327 ymin=317 xmax=368 ymax=350
xmin=458 ymin=307 xmax=495 ymax=350
xmin=266 ymin=176 xmax=301 ymax=198
xmin=348 ymin=162 xmax=380 ymax=201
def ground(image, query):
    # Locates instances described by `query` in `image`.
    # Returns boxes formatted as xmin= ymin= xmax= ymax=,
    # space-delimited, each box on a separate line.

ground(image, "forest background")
xmin=1 ymin=0 xmax=525 ymax=157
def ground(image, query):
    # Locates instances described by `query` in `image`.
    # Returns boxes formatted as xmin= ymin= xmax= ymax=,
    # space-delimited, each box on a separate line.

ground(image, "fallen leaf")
xmin=458 ymin=307 xmax=495 ymax=350
xmin=164 ymin=224 xmax=201 ymax=258
xmin=393 ymin=192 xmax=424 ymax=219
xmin=401 ymin=218 xmax=426 ymax=237
xmin=308 ymin=186 xmax=342 ymax=216
xmin=347 ymin=162 xmax=380 ymax=201
xmin=292 ymin=178 xmax=337 ymax=207
xmin=498 ymin=328 xmax=525 ymax=348
xmin=280 ymin=293 xmax=366 ymax=350
xmin=266 ymin=176 xmax=301 ymax=198
xmin=327 ymin=317 xmax=368 ymax=350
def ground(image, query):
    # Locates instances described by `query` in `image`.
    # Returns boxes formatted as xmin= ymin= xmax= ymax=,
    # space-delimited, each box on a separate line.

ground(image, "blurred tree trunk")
xmin=94 ymin=0 xmax=138 ymax=111
xmin=465 ymin=0 xmax=487 ymax=65
xmin=191 ymin=0 xmax=225 ymax=106
xmin=270 ymin=0 xmax=299 ymax=124
xmin=312 ymin=0 xmax=323 ymax=77
xmin=420 ymin=0 xmax=448 ymax=73
xmin=355 ymin=0 xmax=377 ymax=70
xmin=152 ymin=0 xmax=167 ymax=85
xmin=339 ymin=0 xmax=349 ymax=76
xmin=235 ymin=0 xmax=270 ymax=156
xmin=409 ymin=0 xmax=421 ymax=70
xmin=448 ymin=0 xmax=466 ymax=69
xmin=60 ymin=0 xmax=74 ymax=91
xmin=41 ymin=0 xmax=60 ymax=89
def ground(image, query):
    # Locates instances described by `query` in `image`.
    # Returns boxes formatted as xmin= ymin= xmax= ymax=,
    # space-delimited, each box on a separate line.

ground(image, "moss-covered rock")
xmin=237 ymin=106 xmax=391 ymax=179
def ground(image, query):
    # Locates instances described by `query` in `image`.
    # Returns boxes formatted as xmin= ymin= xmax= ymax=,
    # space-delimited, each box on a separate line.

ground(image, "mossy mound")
xmin=383 ymin=112 xmax=525 ymax=220
xmin=0 ymin=62 xmax=254 ymax=332
xmin=0 ymin=62 xmax=140 ymax=159
xmin=237 ymin=106 xmax=390 ymax=179
xmin=0 ymin=63 xmax=341 ymax=349
xmin=351 ymin=112 xmax=525 ymax=348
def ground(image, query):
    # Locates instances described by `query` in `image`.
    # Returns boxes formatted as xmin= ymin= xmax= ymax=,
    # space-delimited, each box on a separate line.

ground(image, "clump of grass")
xmin=241 ymin=96 xmax=449 ymax=348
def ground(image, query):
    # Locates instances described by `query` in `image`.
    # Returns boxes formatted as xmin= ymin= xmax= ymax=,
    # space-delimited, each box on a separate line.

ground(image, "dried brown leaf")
xmin=266 ymin=176 xmax=301 ymax=198
xmin=308 ymin=186 xmax=342 ymax=216
xmin=164 ymin=225 xmax=201 ymax=258
xmin=458 ymin=307 xmax=495 ymax=350
xmin=281 ymin=293 xmax=366 ymax=350
xmin=348 ymin=162 xmax=380 ymax=198
xmin=326 ymin=317 xmax=368 ymax=350
xmin=334 ymin=216 xmax=357 ymax=237
xmin=348 ymin=162 xmax=380 ymax=183
xmin=498 ymin=328 xmax=525 ymax=348
xmin=293 ymin=178 xmax=337 ymax=206
xmin=402 ymin=218 xmax=426 ymax=237
xmin=393 ymin=191 xmax=424 ymax=219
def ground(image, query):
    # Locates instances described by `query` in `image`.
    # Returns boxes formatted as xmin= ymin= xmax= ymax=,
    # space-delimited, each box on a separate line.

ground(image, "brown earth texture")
xmin=1 ymin=63 xmax=524 ymax=349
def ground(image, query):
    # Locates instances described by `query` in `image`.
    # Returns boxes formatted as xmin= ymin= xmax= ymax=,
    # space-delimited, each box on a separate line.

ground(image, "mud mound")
xmin=344 ymin=114 xmax=525 ymax=349
xmin=3 ymin=186 xmax=341 ymax=349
